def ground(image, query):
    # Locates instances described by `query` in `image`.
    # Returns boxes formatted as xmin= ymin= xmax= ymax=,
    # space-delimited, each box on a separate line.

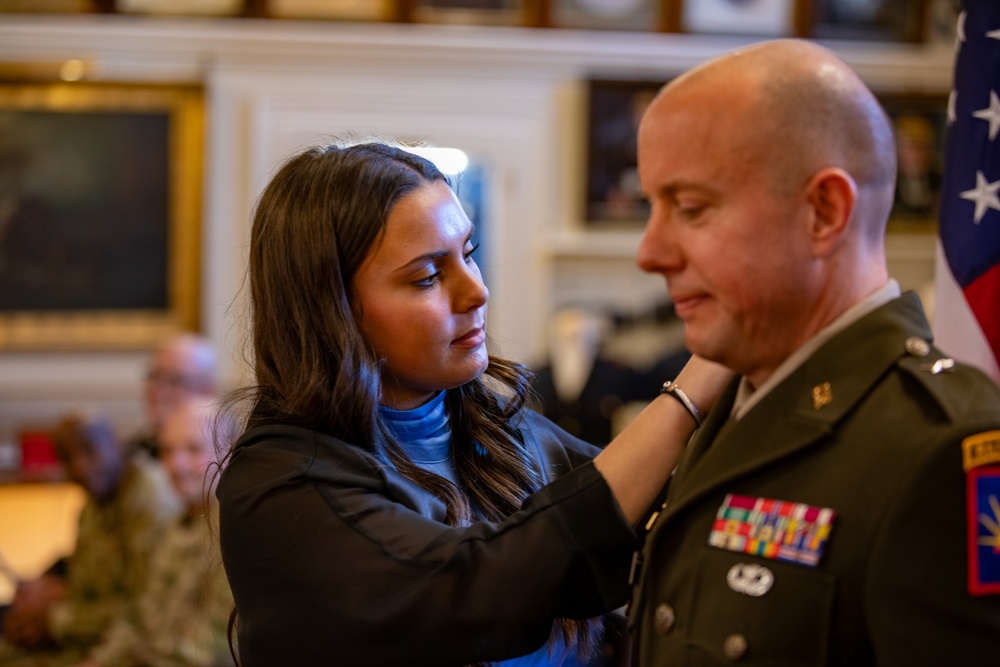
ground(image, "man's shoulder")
xmin=893 ymin=350 xmax=1000 ymax=424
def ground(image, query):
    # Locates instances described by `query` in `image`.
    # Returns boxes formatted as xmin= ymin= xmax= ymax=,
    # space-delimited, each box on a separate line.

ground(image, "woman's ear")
xmin=805 ymin=167 xmax=858 ymax=257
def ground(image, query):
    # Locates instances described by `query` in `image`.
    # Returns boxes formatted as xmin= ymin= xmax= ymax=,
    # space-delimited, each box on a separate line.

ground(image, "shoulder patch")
xmin=967 ymin=465 xmax=1000 ymax=596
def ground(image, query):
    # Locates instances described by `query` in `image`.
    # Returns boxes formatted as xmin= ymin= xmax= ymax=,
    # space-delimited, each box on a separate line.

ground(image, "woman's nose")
xmin=457 ymin=262 xmax=489 ymax=312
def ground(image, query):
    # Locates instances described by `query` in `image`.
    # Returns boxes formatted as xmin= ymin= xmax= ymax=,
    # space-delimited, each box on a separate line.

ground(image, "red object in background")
xmin=20 ymin=430 xmax=62 ymax=480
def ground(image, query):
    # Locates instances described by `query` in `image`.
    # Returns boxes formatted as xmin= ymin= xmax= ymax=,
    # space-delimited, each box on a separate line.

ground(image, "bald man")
xmin=629 ymin=40 xmax=1000 ymax=664
xmin=132 ymin=333 xmax=219 ymax=459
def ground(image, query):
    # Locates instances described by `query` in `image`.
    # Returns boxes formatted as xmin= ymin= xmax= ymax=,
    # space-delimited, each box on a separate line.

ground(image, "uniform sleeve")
xmin=149 ymin=538 xmax=234 ymax=667
xmin=89 ymin=515 xmax=233 ymax=667
xmin=865 ymin=421 xmax=1000 ymax=662
xmin=218 ymin=428 xmax=637 ymax=667
xmin=86 ymin=612 xmax=144 ymax=667
xmin=118 ymin=462 xmax=185 ymax=602
xmin=47 ymin=507 xmax=118 ymax=644
xmin=49 ymin=461 xmax=181 ymax=645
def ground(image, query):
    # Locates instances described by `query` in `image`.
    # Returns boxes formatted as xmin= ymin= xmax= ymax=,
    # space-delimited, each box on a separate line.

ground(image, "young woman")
xmin=215 ymin=141 xmax=730 ymax=667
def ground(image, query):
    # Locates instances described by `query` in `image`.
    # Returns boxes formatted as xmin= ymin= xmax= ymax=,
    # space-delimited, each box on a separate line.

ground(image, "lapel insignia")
xmin=812 ymin=382 xmax=833 ymax=410
xmin=709 ymin=493 xmax=836 ymax=567
xmin=963 ymin=431 xmax=1000 ymax=596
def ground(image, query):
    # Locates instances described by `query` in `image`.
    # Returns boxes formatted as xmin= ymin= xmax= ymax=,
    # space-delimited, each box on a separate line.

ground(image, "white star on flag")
xmin=960 ymin=170 xmax=1000 ymax=223
xmin=973 ymin=90 xmax=1000 ymax=139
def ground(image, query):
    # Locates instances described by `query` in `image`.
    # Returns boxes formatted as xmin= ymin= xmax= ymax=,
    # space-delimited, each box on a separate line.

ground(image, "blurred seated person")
xmin=0 ymin=413 xmax=182 ymax=667
xmin=132 ymin=334 xmax=219 ymax=459
xmin=75 ymin=399 xmax=234 ymax=667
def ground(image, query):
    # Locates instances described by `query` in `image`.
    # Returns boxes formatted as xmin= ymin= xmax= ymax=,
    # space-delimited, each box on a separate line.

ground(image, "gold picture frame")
xmin=0 ymin=82 xmax=203 ymax=350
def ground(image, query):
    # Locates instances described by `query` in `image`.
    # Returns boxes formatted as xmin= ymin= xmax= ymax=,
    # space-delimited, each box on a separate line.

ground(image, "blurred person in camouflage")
xmin=0 ymin=413 xmax=182 ymax=667
xmin=74 ymin=399 xmax=234 ymax=667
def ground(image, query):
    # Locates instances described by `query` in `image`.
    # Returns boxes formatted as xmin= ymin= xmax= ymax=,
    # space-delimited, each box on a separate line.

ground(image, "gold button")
xmin=653 ymin=603 xmax=676 ymax=636
xmin=904 ymin=337 xmax=930 ymax=358
xmin=723 ymin=633 xmax=748 ymax=660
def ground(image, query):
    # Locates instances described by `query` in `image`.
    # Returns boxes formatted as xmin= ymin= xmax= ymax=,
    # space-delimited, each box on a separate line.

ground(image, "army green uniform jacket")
xmin=631 ymin=293 xmax=1000 ymax=665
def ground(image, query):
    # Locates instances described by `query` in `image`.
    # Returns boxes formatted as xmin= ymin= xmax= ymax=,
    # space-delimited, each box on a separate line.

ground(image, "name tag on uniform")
xmin=709 ymin=493 xmax=836 ymax=567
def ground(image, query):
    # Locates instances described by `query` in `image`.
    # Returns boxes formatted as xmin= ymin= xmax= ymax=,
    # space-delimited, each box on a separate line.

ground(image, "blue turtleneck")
xmin=379 ymin=391 xmax=458 ymax=485
xmin=377 ymin=390 xmax=584 ymax=667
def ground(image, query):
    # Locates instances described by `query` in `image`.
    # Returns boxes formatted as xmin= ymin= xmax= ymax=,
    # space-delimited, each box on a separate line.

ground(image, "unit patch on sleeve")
xmin=708 ymin=493 xmax=836 ymax=567
xmin=967 ymin=465 xmax=1000 ymax=596
xmin=964 ymin=431 xmax=1000 ymax=596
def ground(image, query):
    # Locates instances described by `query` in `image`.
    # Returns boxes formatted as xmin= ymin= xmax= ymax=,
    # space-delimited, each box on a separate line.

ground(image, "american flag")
xmin=935 ymin=0 xmax=1000 ymax=382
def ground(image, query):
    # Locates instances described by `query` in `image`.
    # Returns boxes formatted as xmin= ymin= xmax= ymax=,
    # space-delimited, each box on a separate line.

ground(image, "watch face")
xmin=575 ymin=0 xmax=646 ymax=18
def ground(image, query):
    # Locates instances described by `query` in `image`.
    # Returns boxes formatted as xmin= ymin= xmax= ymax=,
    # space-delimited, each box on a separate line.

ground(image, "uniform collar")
xmin=662 ymin=291 xmax=931 ymax=524
xmin=732 ymin=280 xmax=901 ymax=420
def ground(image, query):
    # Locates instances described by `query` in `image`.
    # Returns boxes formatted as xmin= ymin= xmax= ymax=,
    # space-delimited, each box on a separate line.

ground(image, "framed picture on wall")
xmin=261 ymin=0 xmax=395 ymax=20
xmin=115 ymin=0 xmax=243 ymax=15
xmin=804 ymin=0 xmax=928 ymax=41
xmin=406 ymin=0 xmax=533 ymax=25
xmin=585 ymin=78 xmax=667 ymax=225
xmin=546 ymin=0 xmax=661 ymax=31
xmin=0 ymin=83 xmax=203 ymax=350
xmin=878 ymin=92 xmax=949 ymax=230
xmin=679 ymin=0 xmax=798 ymax=36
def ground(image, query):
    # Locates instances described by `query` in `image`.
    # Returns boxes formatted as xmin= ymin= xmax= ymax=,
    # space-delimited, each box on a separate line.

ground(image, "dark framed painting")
xmin=0 ymin=83 xmax=203 ymax=349
xmin=585 ymin=78 xmax=667 ymax=225
xmin=879 ymin=92 xmax=949 ymax=230
xmin=803 ymin=0 xmax=928 ymax=41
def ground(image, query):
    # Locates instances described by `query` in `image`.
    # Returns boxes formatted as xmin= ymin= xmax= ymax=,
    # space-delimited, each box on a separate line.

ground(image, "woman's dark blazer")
xmin=217 ymin=409 xmax=637 ymax=667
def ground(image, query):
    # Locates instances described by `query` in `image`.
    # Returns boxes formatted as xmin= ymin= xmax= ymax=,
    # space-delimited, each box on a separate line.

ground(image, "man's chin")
xmin=684 ymin=335 xmax=730 ymax=368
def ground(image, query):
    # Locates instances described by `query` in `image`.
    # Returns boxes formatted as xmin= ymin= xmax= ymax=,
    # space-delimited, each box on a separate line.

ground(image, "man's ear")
xmin=805 ymin=167 xmax=857 ymax=257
